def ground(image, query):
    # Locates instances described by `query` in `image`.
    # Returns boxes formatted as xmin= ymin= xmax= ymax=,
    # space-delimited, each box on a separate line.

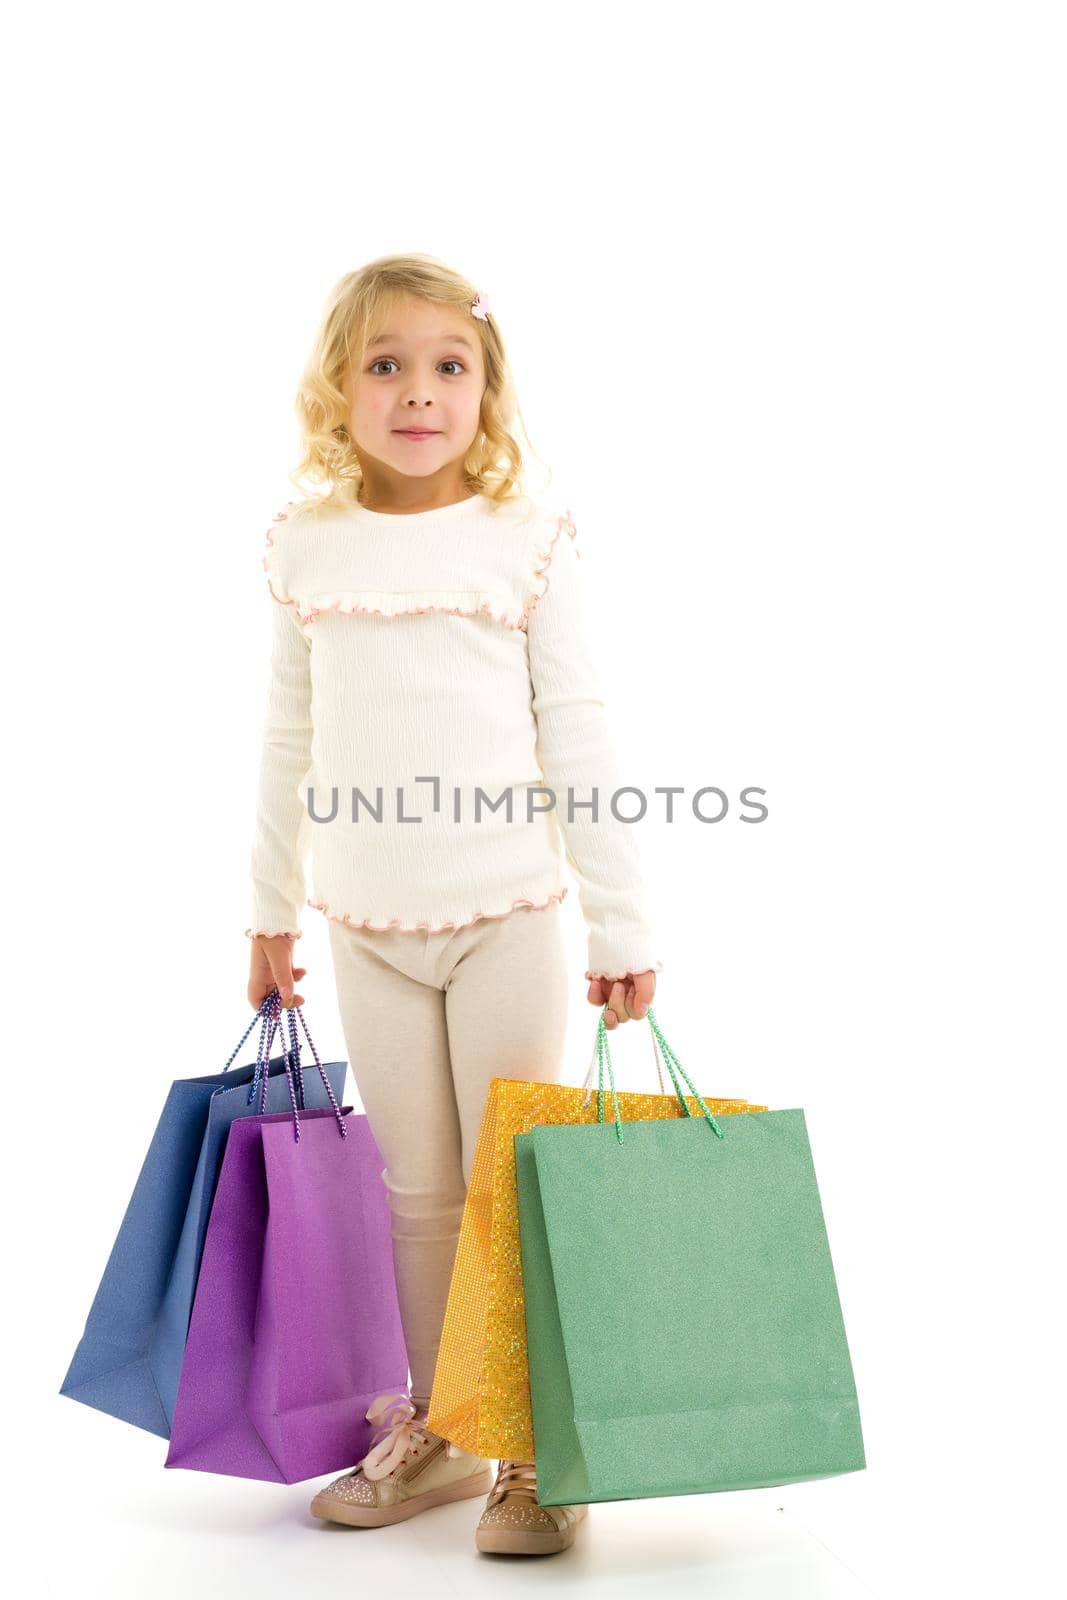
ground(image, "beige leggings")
xmin=326 ymin=901 xmax=570 ymax=1409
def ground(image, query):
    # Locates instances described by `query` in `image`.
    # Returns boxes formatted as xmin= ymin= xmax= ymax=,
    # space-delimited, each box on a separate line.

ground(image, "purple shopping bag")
xmin=165 ymin=999 xmax=409 ymax=1484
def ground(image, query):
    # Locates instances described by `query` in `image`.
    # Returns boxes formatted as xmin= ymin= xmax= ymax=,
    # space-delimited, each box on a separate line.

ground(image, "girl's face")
xmin=343 ymin=295 xmax=487 ymax=503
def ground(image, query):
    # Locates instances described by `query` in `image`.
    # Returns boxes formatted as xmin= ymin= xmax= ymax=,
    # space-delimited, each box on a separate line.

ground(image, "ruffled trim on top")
xmin=287 ymin=590 xmax=525 ymax=628
xmin=309 ymin=886 xmax=568 ymax=934
xmin=261 ymin=498 xmax=541 ymax=630
xmin=518 ymin=508 xmax=579 ymax=629
xmin=262 ymin=501 xmax=302 ymax=608
xmin=584 ymin=960 xmax=664 ymax=981
xmin=245 ymin=927 xmax=303 ymax=940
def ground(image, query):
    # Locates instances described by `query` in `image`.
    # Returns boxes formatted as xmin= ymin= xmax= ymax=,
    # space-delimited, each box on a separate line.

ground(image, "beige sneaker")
xmin=475 ymin=1458 xmax=589 ymax=1555
xmin=310 ymin=1392 xmax=494 ymax=1528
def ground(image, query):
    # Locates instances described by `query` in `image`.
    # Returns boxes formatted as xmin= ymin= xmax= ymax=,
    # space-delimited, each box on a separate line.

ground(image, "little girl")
xmin=244 ymin=254 xmax=661 ymax=1557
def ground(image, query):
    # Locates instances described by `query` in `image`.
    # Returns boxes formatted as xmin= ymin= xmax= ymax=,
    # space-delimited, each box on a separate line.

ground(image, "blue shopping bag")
xmin=60 ymin=995 xmax=347 ymax=1438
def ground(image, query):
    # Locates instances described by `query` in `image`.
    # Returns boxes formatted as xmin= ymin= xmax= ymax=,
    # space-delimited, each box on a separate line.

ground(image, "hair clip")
xmin=471 ymin=291 xmax=492 ymax=321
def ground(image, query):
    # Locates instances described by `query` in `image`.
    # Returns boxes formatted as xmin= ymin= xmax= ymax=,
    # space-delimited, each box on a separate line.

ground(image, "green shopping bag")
xmin=514 ymin=1009 xmax=866 ymax=1505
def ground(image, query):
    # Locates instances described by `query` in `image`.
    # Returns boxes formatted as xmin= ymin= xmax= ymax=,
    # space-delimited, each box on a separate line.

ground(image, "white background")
xmin=5 ymin=3 xmax=1064 ymax=1596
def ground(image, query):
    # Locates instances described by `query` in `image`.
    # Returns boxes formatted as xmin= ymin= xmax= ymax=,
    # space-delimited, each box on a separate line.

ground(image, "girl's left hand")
xmin=586 ymin=969 xmax=657 ymax=1029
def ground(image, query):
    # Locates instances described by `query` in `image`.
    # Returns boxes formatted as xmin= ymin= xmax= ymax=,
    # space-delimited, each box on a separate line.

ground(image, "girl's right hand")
xmin=248 ymin=934 xmax=307 ymax=1011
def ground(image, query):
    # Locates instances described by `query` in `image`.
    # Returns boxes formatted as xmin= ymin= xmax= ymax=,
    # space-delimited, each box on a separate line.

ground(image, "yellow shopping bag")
xmin=427 ymin=1016 xmax=768 ymax=1459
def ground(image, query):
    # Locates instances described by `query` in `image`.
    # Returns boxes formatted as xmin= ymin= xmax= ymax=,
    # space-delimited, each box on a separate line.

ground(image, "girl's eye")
xmin=368 ymin=358 xmax=465 ymax=376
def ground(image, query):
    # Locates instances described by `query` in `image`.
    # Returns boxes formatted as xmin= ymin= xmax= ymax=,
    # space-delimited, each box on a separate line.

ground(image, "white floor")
xmin=39 ymin=1407 xmax=893 ymax=1600
xmin=55 ymin=1486 xmax=881 ymax=1600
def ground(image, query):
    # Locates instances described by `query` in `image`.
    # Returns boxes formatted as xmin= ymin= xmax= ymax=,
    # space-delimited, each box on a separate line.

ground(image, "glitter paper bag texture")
xmin=426 ymin=1076 xmax=766 ymax=1461
xmin=516 ymin=1109 xmax=866 ymax=1505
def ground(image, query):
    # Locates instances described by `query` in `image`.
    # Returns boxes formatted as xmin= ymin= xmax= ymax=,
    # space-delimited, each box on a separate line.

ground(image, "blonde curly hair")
xmin=288 ymin=252 xmax=546 ymax=513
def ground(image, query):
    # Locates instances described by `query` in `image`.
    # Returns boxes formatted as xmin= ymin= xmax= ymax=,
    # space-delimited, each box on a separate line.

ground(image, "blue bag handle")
xmin=222 ymin=991 xmax=298 ymax=1076
xmin=247 ymin=989 xmax=348 ymax=1143
xmin=223 ymin=991 xmax=312 ymax=1109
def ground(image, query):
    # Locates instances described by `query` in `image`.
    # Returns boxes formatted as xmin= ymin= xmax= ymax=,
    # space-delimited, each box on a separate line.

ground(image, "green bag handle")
xmin=581 ymin=1013 xmax=674 ymax=1102
xmin=580 ymin=1011 xmax=676 ymax=1111
xmin=591 ymin=1007 xmax=726 ymax=1146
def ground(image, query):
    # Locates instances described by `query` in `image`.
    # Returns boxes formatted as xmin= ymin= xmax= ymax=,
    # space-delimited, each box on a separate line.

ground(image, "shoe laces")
xmin=359 ymin=1391 xmax=462 ymax=1480
xmin=488 ymin=1457 xmax=539 ymax=1507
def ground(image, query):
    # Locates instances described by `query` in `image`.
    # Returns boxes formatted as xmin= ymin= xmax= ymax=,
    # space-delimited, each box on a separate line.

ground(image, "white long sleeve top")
xmin=246 ymin=490 xmax=662 ymax=982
